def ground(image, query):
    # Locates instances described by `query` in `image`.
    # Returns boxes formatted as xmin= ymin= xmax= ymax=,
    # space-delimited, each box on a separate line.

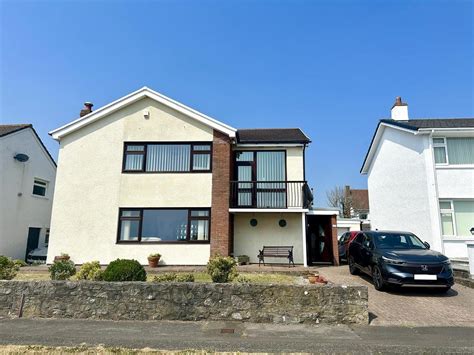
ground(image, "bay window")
xmin=439 ymin=200 xmax=474 ymax=237
xmin=433 ymin=137 xmax=474 ymax=165
xmin=117 ymin=208 xmax=210 ymax=243
xmin=123 ymin=142 xmax=212 ymax=173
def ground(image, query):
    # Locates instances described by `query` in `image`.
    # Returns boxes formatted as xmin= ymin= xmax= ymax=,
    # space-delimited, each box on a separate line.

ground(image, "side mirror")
xmin=423 ymin=242 xmax=430 ymax=249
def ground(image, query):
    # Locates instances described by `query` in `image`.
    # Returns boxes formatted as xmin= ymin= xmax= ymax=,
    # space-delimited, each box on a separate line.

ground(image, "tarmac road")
xmin=0 ymin=318 xmax=473 ymax=354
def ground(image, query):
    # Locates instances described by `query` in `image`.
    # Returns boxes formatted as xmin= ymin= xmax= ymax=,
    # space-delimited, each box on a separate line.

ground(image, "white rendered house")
xmin=0 ymin=125 xmax=56 ymax=260
xmin=47 ymin=87 xmax=341 ymax=266
xmin=361 ymin=98 xmax=474 ymax=258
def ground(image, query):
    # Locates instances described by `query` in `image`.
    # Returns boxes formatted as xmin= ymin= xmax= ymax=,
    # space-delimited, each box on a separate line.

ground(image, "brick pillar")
xmin=331 ymin=215 xmax=340 ymax=266
xmin=210 ymin=130 xmax=232 ymax=257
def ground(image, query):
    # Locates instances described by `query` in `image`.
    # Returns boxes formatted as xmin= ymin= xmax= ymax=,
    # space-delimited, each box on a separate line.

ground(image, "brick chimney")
xmin=80 ymin=102 xmax=93 ymax=117
xmin=390 ymin=97 xmax=408 ymax=121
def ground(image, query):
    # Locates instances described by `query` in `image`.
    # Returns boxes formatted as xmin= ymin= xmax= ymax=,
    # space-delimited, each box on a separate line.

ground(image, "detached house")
xmin=47 ymin=87 xmax=339 ymax=266
xmin=0 ymin=124 xmax=56 ymax=261
xmin=361 ymin=97 xmax=474 ymax=259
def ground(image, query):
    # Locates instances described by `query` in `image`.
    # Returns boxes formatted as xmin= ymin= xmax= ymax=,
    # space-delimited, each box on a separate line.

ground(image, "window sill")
xmin=442 ymin=236 xmax=474 ymax=242
xmin=116 ymin=241 xmax=210 ymax=245
xmin=31 ymin=194 xmax=49 ymax=200
xmin=435 ymin=164 xmax=474 ymax=170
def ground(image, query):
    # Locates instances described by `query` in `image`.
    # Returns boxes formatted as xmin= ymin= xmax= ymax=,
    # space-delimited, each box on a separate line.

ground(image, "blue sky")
xmin=1 ymin=0 xmax=472 ymax=206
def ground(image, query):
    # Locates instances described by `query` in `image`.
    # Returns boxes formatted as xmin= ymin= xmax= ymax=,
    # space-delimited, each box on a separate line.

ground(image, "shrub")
xmin=207 ymin=256 xmax=238 ymax=283
xmin=0 ymin=256 xmax=20 ymax=280
xmin=152 ymin=272 xmax=195 ymax=283
xmin=153 ymin=273 xmax=177 ymax=282
xmin=49 ymin=260 xmax=76 ymax=280
xmin=76 ymin=261 xmax=103 ymax=281
xmin=14 ymin=259 xmax=28 ymax=267
xmin=102 ymin=259 xmax=146 ymax=282
xmin=175 ymin=273 xmax=195 ymax=282
xmin=234 ymin=275 xmax=251 ymax=284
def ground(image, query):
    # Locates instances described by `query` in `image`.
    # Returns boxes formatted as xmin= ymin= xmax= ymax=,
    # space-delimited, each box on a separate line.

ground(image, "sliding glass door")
xmin=234 ymin=151 xmax=286 ymax=208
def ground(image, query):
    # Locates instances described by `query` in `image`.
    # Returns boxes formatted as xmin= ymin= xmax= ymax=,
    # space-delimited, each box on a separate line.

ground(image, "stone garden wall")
xmin=0 ymin=281 xmax=368 ymax=324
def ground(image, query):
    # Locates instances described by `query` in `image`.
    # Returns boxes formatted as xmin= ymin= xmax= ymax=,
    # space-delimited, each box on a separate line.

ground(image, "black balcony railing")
xmin=230 ymin=181 xmax=313 ymax=209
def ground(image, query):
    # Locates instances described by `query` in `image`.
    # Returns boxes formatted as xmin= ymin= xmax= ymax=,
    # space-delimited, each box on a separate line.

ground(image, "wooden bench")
xmin=258 ymin=246 xmax=295 ymax=267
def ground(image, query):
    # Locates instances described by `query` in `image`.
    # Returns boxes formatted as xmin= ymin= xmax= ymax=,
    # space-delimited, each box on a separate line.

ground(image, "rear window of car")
xmin=354 ymin=233 xmax=364 ymax=244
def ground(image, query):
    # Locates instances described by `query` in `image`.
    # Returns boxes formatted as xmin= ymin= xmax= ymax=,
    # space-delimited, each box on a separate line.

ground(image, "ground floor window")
xmin=117 ymin=208 xmax=210 ymax=243
xmin=439 ymin=200 xmax=474 ymax=237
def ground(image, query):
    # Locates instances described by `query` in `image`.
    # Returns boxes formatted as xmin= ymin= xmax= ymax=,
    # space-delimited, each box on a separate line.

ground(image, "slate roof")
xmin=347 ymin=189 xmax=369 ymax=211
xmin=0 ymin=124 xmax=32 ymax=137
xmin=236 ymin=128 xmax=311 ymax=144
xmin=381 ymin=118 xmax=474 ymax=131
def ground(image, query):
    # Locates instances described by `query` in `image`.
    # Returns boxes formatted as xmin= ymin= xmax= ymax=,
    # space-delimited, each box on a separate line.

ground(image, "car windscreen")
xmin=372 ymin=233 xmax=426 ymax=250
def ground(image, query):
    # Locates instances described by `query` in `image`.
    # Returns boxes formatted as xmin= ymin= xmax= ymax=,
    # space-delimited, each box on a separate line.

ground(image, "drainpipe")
xmin=428 ymin=129 xmax=445 ymax=254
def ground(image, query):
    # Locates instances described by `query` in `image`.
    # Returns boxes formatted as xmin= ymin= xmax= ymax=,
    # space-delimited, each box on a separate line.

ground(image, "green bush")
xmin=152 ymin=272 xmax=195 ymax=283
xmin=0 ymin=256 xmax=20 ymax=280
xmin=175 ymin=273 xmax=195 ymax=282
xmin=102 ymin=259 xmax=146 ymax=282
xmin=234 ymin=274 xmax=251 ymax=284
xmin=207 ymin=256 xmax=238 ymax=283
xmin=153 ymin=273 xmax=177 ymax=282
xmin=14 ymin=259 xmax=27 ymax=267
xmin=76 ymin=261 xmax=103 ymax=281
xmin=49 ymin=260 xmax=76 ymax=280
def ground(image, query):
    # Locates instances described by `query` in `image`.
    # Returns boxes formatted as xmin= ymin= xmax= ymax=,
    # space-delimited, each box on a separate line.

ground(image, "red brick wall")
xmin=210 ymin=130 xmax=232 ymax=257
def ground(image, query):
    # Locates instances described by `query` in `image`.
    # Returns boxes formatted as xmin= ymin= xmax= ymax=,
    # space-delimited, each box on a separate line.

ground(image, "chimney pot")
xmin=80 ymin=102 xmax=94 ymax=117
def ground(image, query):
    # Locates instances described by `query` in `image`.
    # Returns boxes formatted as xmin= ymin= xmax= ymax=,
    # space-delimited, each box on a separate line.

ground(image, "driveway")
xmin=319 ymin=266 xmax=474 ymax=326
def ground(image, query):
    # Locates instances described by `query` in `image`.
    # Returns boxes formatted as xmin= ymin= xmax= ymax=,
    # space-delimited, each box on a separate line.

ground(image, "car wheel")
xmin=372 ymin=265 xmax=386 ymax=291
xmin=348 ymin=256 xmax=359 ymax=275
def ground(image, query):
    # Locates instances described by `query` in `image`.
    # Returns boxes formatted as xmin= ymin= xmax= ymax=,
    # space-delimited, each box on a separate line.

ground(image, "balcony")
xmin=230 ymin=181 xmax=313 ymax=209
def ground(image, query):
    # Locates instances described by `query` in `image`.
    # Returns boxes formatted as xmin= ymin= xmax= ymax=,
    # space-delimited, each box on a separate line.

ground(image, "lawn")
xmin=13 ymin=269 xmax=299 ymax=284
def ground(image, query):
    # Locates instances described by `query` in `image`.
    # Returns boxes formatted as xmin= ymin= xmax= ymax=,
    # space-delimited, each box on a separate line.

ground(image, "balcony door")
xmin=234 ymin=151 xmax=286 ymax=208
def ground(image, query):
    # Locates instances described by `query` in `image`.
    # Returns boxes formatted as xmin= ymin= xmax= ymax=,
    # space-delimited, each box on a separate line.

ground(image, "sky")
xmin=1 ymin=0 xmax=473 ymax=207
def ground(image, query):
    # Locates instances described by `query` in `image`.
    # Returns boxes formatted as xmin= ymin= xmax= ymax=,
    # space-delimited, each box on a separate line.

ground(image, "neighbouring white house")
xmin=361 ymin=97 xmax=474 ymax=259
xmin=47 ymin=87 xmax=340 ymax=266
xmin=0 ymin=124 xmax=56 ymax=261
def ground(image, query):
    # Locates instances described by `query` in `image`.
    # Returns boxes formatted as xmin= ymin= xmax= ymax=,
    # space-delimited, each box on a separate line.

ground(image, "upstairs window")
xmin=434 ymin=137 xmax=474 ymax=165
xmin=123 ymin=143 xmax=212 ymax=173
xmin=32 ymin=178 xmax=48 ymax=196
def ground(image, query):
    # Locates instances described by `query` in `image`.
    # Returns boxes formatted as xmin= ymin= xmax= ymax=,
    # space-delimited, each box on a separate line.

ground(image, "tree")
xmin=326 ymin=186 xmax=351 ymax=217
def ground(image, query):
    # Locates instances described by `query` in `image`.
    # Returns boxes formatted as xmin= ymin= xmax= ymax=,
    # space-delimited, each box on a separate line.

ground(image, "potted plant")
xmin=54 ymin=253 xmax=70 ymax=262
xmin=148 ymin=253 xmax=161 ymax=268
xmin=236 ymin=255 xmax=250 ymax=265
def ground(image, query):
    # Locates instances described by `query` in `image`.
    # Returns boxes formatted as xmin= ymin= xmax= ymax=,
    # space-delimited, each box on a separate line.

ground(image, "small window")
xmin=192 ymin=144 xmax=211 ymax=171
xmin=119 ymin=209 xmax=141 ymax=241
xmin=32 ymin=178 xmax=48 ymax=196
xmin=124 ymin=145 xmax=145 ymax=171
xmin=433 ymin=137 xmax=447 ymax=164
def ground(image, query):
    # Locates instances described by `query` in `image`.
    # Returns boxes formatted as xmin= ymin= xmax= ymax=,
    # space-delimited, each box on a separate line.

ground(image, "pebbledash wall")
xmin=48 ymin=98 xmax=216 ymax=265
xmin=0 ymin=281 xmax=369 ymax=325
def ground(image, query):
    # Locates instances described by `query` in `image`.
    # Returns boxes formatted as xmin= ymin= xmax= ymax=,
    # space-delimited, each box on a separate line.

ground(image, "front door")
xmin=25 ymin=227 xmax=41 ymax=261
xmin=306 ymin=215 xmax=334 ymax=264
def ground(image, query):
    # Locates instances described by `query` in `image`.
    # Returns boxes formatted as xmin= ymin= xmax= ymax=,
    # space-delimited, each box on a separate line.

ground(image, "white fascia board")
xmin=229 ymin=208 xmax=308 ymax=213
xmin=419 ymin=128 xmax=474 ymax=133
xmin=306 ymin=209 xmax=339 ymax=216
xmin=234 ymin=143 xmax=305 ymax=148
xmin=49 ymin=87 xmax=237 ymax=140
xmin=360 ymin=122 xmax=421 ymax=174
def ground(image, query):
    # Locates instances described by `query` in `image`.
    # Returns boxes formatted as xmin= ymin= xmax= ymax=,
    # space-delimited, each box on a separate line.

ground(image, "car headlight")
xmin=382 ymin=256 xmax=405 ymax=265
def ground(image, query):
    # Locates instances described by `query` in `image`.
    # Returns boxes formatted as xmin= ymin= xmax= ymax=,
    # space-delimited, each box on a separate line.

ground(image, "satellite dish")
xmin=14 ymin=153 xmax=29 ymax=162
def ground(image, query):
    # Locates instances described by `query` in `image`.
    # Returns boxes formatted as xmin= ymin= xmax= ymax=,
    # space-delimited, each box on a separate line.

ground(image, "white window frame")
xmin=32 ymin=178 xmax=49 ymax=197
xmin=433 ymin=137 xmax=448 ymax=165
xmin=439 ymin=200 xmax=457 ymax=236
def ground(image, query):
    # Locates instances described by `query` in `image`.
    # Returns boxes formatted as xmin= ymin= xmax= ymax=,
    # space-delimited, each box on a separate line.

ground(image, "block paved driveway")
xmin=319 ymin=266 xmax=474 ymax=326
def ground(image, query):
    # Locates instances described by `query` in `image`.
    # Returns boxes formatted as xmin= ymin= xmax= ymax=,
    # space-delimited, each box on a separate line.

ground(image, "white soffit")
xmin=49 ymin=87 xmax=237 ymax=140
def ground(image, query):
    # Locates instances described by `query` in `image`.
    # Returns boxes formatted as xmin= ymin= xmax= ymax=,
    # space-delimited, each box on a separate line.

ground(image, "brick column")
xmin=331 ymin=214 xmax=340 ymax=266
xmin=210 ymin=130 xmax=232 ymax=257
